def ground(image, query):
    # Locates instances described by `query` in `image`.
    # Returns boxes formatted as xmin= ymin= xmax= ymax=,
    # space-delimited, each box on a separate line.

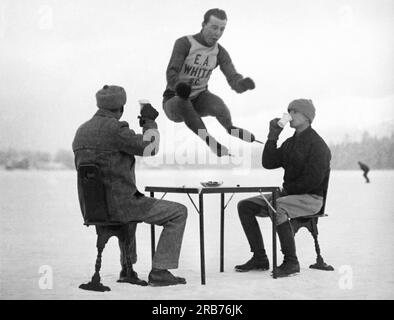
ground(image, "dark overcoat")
xmin=72 ymin=109 xmax=159 ymax=222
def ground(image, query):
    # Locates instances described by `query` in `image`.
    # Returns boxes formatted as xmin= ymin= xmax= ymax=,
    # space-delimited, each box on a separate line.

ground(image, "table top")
xmin=145 ymin=185 xmax=280 ymax=194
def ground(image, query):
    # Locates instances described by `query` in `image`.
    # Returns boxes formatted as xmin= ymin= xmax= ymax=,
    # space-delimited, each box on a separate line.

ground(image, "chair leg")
xmin=309 ymin=228 xmax=334 ymax=271
xmin=151 ymin=224 xmax=155 ymax=260
xmin=117 ymin=224 xmax=133 ymax=278
xmin=117 ymin=224 xmax=148 ymax=286
xmin=79 ymin=230 xmax=112 ymax=292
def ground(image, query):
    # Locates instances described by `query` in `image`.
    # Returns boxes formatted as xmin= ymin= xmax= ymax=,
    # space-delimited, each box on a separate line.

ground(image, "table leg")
xmin=150 ymin=191 xmax=155 ymax=260
xmin=199 ymin=193 xmax=206 ymax=285
xmin=220 ymin=193 xmax=224 ymax=272
xmin=272 ymin=190 xmax=278 ymax=279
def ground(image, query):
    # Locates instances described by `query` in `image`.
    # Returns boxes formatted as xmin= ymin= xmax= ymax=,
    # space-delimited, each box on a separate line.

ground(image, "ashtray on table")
xmin=200 ymin=181 xmax=223 ymax=187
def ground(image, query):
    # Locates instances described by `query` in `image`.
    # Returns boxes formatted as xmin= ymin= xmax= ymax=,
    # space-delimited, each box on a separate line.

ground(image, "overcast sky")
xmin=0 ymin=0 xmax=393 ymax=154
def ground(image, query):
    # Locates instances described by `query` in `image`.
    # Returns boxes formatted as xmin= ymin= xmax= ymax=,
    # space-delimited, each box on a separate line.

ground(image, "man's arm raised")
xmin=218 ymin=44 xmax=255 ymax=93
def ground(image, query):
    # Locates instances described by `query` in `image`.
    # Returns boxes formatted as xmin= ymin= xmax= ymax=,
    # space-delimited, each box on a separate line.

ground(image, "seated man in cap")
xmin=72 ymin=85 xmax=188 ymax=286
xmin=234 ymin=99 xmax=331 ymax=277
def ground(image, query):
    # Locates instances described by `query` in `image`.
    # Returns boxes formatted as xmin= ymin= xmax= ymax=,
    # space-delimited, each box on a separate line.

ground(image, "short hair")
xmin=203 ymin=8 xmax=227 ymax=24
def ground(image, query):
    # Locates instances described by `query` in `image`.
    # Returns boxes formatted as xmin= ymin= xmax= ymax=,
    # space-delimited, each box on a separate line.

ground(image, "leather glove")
xmin=138 ymin=103 xmax=159 ymax=127
xmin=175 ymin=82 xmax=192 ymax=99
xmin=238 ymin=77 xmax=255 ymax=92
xmin=267 ymin=118 xmax=283 ymax=141
xmin=137 ymin=117 xmax=147 ymax=127
xmin=140 ymin=103 xmax=159 ymax=120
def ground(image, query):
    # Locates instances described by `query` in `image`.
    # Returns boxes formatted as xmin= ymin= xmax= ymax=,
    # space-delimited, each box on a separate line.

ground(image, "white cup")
xmin=277 ymin=113 xmax=292 ymax=128
xmin=138 ymin=99 xmax=150 ymax=111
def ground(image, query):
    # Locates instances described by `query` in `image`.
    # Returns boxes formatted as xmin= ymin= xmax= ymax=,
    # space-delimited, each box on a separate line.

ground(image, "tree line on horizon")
xmin=248 ymin=131 xmax=394 ymax=170
xmin=0 ymin=132 xmax=393 ymax=170
xmin=328 ymin=132 xmax=394 ymax=170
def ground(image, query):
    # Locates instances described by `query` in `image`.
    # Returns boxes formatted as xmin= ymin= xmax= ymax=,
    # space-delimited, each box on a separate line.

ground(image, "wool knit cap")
xmin=288 ymin=99 xmax=316 ymax=123
xmin=96 ymin=85 xmax=127 ymax=110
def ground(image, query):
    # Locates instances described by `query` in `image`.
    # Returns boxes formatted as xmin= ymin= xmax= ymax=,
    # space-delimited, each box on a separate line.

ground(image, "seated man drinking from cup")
xmin=235 ymin=99 xmax=331 ymax=277
xmin=73 ymin=85 xmax=188 ymax=286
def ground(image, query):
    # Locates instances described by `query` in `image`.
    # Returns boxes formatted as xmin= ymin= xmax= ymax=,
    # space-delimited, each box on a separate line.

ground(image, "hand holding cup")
xmin=138 ymin=99 xmax=159 ymax=120
xmin=138 ymin=99 xmax=159 ymax=127
xmin=277 ymin=113 xmax=292 ymax=128
xmin=267 ymin=118 xmax=283 ymax=141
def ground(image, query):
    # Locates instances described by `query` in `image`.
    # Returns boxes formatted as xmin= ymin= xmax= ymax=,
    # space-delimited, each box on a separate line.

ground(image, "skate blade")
xmin=148 ymin=280 xmax=186 ymax=287
xmin=235 ymin=267 xmax=270 ymax=273
xmin=117 ymin=278 xmax=148 ymax=286
xmin=271 ymin=271 xmax=300 ymax=278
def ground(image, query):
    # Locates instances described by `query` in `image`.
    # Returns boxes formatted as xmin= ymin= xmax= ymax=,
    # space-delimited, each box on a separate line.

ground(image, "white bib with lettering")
xmin=178 ymin=36 xmax=219 ymax=98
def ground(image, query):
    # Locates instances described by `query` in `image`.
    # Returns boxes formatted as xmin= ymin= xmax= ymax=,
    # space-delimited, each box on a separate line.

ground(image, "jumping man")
xmin=162 ymin=8 xmax=258 ymax=156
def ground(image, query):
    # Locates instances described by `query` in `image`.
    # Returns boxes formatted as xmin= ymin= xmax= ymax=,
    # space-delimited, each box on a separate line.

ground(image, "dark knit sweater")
xmin=262 ymin=127 xmax=331 ymax=196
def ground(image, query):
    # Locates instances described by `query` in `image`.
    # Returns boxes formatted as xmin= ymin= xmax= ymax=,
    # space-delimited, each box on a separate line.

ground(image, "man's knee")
xmin=276 ymin=215 xmax=289 ymax=226
xmin=179 ymin=203 xmax=188 ymax=218
xmin=173 ymin=203 xmax=188 ymax=221
xmin=163 ymin=96 xmax=188 ymax=122
xmin=275 ymin=206 xmax=289 ymax=226
xmin=238 ymin=200 xmax=255 ymax=217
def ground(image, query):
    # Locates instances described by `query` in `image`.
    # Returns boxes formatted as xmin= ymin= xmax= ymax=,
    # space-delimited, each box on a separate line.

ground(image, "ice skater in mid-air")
xmin=162 ymin=8 xmax=261 ymax=157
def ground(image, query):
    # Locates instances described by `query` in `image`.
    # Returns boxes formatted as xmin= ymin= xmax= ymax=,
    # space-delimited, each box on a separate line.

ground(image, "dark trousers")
xmin=237 ymin=199 xmax=268 ymax=253
xmin=363 ymin=171 xmax=370 ymax=183
xmin=163 ymin=90 xmax=233 ymax=134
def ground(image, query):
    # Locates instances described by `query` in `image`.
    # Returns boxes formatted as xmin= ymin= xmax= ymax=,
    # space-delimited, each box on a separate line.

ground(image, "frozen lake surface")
xmin=1 ymin=168 xmax=393 ymax=300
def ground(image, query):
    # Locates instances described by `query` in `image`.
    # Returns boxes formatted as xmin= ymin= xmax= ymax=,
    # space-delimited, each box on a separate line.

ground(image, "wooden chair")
xmin=76 ymin=163 xmax=153 ymax=292
xmin=290 ymin=173 xmax=334 ymax=271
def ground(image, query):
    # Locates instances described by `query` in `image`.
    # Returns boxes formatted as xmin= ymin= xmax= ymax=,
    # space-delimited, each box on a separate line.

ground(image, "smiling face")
xmin=201 ymin=15 xmax=227 ymax=46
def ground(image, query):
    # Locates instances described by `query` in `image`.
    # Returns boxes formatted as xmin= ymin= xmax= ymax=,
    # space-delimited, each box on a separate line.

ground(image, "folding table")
xmin=145 ymin=185 xmax=281 ymax=284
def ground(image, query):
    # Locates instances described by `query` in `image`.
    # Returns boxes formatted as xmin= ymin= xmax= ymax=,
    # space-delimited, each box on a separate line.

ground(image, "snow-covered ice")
xmin=1 ymin=169 xmax=393 ymax=299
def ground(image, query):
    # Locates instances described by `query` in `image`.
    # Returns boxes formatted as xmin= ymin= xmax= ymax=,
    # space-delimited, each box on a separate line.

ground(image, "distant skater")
xmin=358 ymin=161 xmax=370 ymax=183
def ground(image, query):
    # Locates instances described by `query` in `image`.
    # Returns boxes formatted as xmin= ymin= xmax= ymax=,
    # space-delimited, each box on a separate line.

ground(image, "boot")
xmin=276 ymin=260 xmax=300 ymax=277
xmin=210 ymin=141 xmax=230 ymax=157
xmin=235 ymin=251 xmax=269 ymax=272
xmin=148 ymin=269 xmax=186 ymax=287
xmin=227 ymin=126 xmax=256 ymax=143
xmin=205 ymin=135 xmax=230 ymax=157
xmin=276 ymin=221 xmax=300 ymax=277
xmin=117 ymin=266 xmax=148 ymax=286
